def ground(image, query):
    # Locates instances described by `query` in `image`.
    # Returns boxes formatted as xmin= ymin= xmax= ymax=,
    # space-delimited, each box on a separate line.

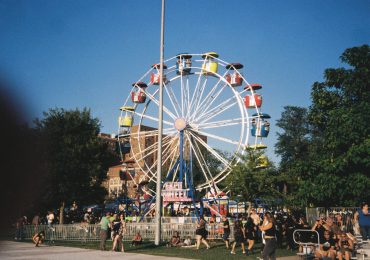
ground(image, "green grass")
xmin=41 ymin=240 xmax=297 ymax=260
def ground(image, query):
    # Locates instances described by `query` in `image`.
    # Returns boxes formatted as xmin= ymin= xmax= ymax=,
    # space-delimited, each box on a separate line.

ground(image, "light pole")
xmin=154 ymin=0 xmax=165 ymax=246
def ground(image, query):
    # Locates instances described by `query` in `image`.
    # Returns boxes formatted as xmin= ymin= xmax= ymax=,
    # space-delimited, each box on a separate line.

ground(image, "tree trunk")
xmin=59 ymin=201 xmax=65 ymax=224
xmin=283 ymin=182 xmax=288 ymax=194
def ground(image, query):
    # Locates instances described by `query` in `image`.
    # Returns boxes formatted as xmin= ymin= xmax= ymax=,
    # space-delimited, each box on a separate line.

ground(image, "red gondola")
xmin=150 ymin=63 xmax=168 ymax=85
xmin=244 ymin=94 xmax=262 ymax=108
xmin=225 ymin=63 xmax=244 ymax=87
xmin=131 ymin=82 xmax=147 ymax=103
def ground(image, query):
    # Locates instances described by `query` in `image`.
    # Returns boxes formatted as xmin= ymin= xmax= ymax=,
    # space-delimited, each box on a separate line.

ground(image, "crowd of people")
xmin=13 ymin=201 xmax=369 ymax=259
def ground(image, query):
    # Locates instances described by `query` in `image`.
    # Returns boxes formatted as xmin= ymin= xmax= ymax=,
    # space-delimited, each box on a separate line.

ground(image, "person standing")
xmin=112 ymin=214 xmax=126 ymax=252
xmin=222 ymin=215 xmax=230 ymax=249
xmin=99 ymin=212 xmax=111 ymax=251
xmin=358 ymin=202 xmax=370 ymax=241
xmin=15 ymin=216 xmax=26 ymax=241
xmin=259 ymin=212 xmax=277 ymax=260
xmin=47 ymin=211 xmax=55 ymax=231
xmin=195 ymin=215 xmax=210 ymax=250
xmin=230 ymin=221 xmax=246 ymax=254
xmin=244 ymin=216 xmax=257 ymax=255
xmin=32 ymin=213 xmax=40 ymax=233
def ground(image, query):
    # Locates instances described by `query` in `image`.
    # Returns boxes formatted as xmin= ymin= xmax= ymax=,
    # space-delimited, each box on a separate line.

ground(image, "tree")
xmin=35 ymin=108 xmax=118 ymax=223
xmin=226 ymin=148 xmax=282 ymax=203
xmin=275 ymin=106 xmax=310 ymax=204
xmin=305 ymin=45 xmax=370 ymax=206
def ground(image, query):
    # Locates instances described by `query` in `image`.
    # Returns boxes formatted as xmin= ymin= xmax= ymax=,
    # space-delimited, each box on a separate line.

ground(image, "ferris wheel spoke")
xmin=188 ymin=79 xmax=208 ymax=120
xmin=188 ymin=131 xmax=231 ymax=168
xmin=132 ymin=134 xmax=174 ymax=164
xmin=193 ymin=129 xmax=241 ymax=147
xmin=141 ymin=136 xmax=177 ymax=182
xmin=144 ymin=89 xmax=178 ymax=120
xmin=164 ymin=82 xmax=181 ymax=118
xmin=134 ymin=109 xmax=174 ymax=127
xmin=194 ymin=117 xmax=244 ymax=130
xmin=196 ymin=95 xmax=238 ymax=124
xmin=147 ymin=139 xmax=179 ymax=184
xmin=185 ymin=133 xmax=213 ymax=186
xmin=190 ymin=68 xmax=230 ymax=122
xmin=186 ymin=69 xmax=205 ymax=119
xmin=180 ymin=74 xmax=185 ymax=117
xmin=190 ymin=80 xmax=226 ymax=122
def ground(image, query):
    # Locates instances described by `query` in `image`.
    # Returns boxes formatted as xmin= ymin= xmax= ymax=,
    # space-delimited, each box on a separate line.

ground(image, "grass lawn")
xmin=44 ymin=239 xmax=297 ymax=260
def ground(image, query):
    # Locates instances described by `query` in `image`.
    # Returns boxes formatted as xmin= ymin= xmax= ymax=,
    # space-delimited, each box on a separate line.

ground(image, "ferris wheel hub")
xmin=174 ymin=118 xmax=187 ymax=131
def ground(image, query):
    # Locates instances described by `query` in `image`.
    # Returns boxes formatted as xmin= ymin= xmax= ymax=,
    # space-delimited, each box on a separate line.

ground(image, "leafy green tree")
xmin=226 ymin=148 xmax=282 ymax=203
xmin=305 ymin=45 xmax=370 ymax=206
xmin=35 ymin=108 xmax=118 ymax=223
xmin=275 ymin=106 xmax=310 ymax=205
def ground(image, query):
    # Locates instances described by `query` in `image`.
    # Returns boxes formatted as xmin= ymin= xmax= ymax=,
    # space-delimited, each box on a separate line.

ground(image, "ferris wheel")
xmin=117 ymin=52 xmax=270 ymax=197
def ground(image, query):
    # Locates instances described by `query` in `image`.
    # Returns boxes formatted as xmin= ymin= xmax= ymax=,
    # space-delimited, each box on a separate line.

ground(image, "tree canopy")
xmin=275 ymin=45 xmax=370 ymax=206
xmin=35 ymin=108 xmax=118 ymax=218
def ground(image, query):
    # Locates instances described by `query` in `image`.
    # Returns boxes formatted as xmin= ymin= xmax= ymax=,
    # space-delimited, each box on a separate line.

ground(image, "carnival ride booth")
xmin=150 ymin=63 xmax=168 ymax=85
xmin=244 ymin=83 xmax=263 ymax=108
xmin=131 ymin=82 xmax=147 ymax=103
xmin=162 ymin=182 xmax=193 ymax=216
xmin=202 ymin=52 xmax=219 ymax=75
xmin=225 ymin=63 xmax=244 ymax=87
xmin=176 ymin=53 xmax=192 ymax=75
xmin=202 ymin=184 xmax=230 ymax=217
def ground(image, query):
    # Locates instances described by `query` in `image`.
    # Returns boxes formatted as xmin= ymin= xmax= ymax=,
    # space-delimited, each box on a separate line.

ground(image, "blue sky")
xmin=1 ymin=0 xmax=369 ymax=163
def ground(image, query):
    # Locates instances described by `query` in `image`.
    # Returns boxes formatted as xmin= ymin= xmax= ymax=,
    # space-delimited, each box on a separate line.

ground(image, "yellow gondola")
xmin=202 ymin=52 xmax=219 ymax=75
xmin=119 ymin=106 xmax=135 ymax=127
xmin=256 ymin=155 xmax=268 ymax=169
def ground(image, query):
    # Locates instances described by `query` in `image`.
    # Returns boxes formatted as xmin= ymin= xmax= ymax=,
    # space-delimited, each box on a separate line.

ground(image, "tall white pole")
xmin=155 ymin=0 xmax=165 ymax=246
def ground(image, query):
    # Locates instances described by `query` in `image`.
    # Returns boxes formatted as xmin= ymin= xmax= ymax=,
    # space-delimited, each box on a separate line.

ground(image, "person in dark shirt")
xmin=244 ymin=217 xmax=257 ymax=254
xmin=312 ymin=218 xmax=328 ymax=243
xmin=337 ymin=232 xmax=353 ymax=260
xmin=230 ymin=221 xmax=246 ymax=254
xmin=259 ymin=212 xmax=277 ymax=260
xmin=315 ymin=231 xmax=336 ymax=260
xmin=222 ymin=215 xmax=230 ymax=249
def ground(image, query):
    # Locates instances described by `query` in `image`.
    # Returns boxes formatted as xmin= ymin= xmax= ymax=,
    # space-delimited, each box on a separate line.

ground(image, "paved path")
xmin=0 ymin=241 xmax=191 ymax=260
xmin=0 ymin=241 xmax=300 ymax=260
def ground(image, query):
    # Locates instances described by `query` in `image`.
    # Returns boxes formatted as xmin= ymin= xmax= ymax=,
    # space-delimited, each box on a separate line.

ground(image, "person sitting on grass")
xmin=179 ymin=236 xmax=193 ymax=247
xmin=167 ymin=231 xmax=181 ymax=247
xmin=131 ymin=232 xmax=143 ymax=246
xmin=32 ymin=231 xmax=45 ymax=247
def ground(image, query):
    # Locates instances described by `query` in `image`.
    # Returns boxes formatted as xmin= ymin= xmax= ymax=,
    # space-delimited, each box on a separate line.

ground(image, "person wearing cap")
xmin=99 ymin=212 xmax=111 ymax=250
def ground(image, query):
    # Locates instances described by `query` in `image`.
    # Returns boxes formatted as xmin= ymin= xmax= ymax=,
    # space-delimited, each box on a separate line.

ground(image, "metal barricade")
xmin=293 ymin=229 xmax=319 ymax=259
xmin=306 ymin=207 xmax=359 ymax=233
xmin=22 ymin=221 xmax=235 ymax=242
